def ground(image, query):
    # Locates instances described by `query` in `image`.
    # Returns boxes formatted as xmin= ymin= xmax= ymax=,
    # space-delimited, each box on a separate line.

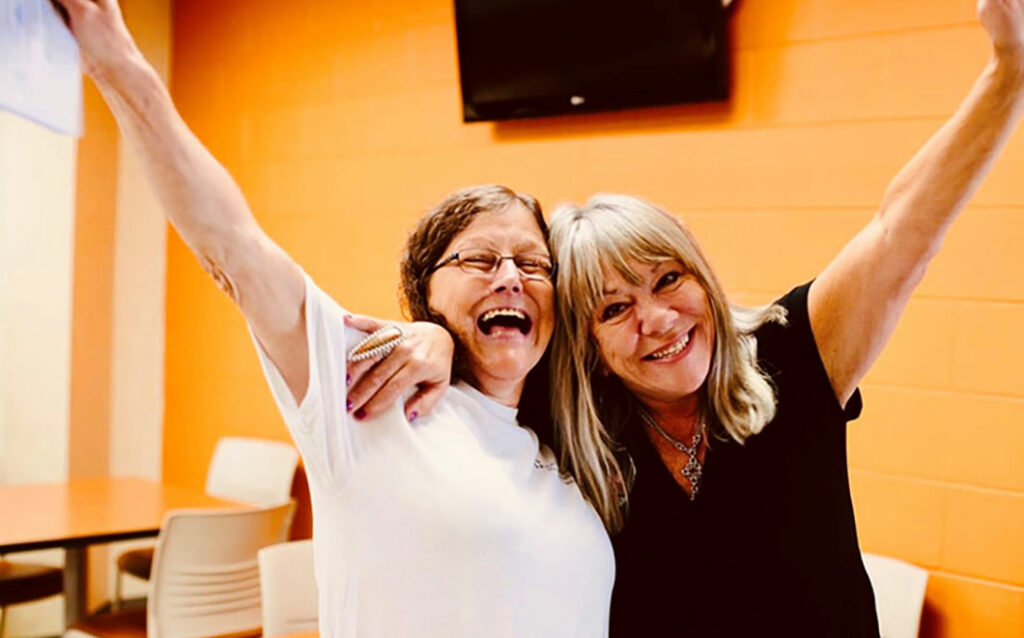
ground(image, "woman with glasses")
xmin=56 ymin=1 xmax=613 ymax=636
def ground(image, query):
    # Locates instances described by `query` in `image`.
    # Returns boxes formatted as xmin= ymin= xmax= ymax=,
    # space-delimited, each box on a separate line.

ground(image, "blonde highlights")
xmin=549 ymin=194 xmax=784 ymax=532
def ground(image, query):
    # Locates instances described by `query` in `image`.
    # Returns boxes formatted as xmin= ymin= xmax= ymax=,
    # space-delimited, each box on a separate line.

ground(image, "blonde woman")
xmin=548 ymin=1 xmax=1024 ymax=636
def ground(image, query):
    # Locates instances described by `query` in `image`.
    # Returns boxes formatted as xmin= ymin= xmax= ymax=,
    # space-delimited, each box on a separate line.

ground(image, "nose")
xmin=636 ymin=299 xmax=676 ymax=336
xmin=490 ymin=257 xmax=524 ymax=294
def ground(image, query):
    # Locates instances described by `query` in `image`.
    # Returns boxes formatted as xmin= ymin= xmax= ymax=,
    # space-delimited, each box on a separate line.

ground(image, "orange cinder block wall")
xmin=164 ymin=1 xmax=1023 ymax=635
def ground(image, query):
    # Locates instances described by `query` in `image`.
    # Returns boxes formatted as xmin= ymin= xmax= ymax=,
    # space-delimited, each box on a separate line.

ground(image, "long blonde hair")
xmin=548 ymin=194 xmax=785 ymax=532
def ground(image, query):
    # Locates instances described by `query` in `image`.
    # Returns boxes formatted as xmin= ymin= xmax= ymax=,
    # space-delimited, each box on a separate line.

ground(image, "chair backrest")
xmin=205 ymin=437 xmax=299 ymax=505
xmin=257 ymin=540 xmax=318 ymax=637
xmin=147 ymin=502 xmax=295 ymax=638
xmin=862 ymin=552 xmax=929 ymax=638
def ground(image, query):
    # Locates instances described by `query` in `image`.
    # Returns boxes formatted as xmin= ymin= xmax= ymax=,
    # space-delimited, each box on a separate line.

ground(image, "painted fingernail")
xmin=409 ymin=411 xmax=419 ymax=423
xmin=354 ymin=408 xmax=366 ymax=420
xmin=346 ymin=399 xmax=353 ymax=411
xmin=346 ymin=373 xmax=351 ymax=386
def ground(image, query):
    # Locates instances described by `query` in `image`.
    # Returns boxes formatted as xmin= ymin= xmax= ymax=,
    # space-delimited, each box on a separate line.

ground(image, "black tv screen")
xmin=454 ymin=0 xmax=730 ymax=122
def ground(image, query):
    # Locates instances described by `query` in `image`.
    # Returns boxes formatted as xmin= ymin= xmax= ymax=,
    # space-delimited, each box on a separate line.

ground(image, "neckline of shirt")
xmin=453 ymin=379 xmax=545 ymax=459
xmin=454 ymin=380 xmax=519 ymax=425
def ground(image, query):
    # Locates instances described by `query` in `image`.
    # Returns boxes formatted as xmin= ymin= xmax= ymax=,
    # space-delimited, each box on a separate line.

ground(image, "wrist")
xmin=989 ymin=47 xmax=1024 ymax=87
xmin=88 ymin=47 xmax=153 ymax=95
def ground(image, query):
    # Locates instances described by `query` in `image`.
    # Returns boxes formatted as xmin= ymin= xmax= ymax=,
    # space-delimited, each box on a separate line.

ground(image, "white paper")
xmin=0 ymin=0 xmax=82 ymax=137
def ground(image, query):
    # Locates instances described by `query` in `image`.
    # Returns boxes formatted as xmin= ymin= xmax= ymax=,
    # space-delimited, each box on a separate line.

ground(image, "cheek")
xmin=535 ymin=284 xmax=555 ymax=314
xmin=592 ymin=326 xmax=630 ymax=367
xmin=696 ymin=302 xmax=716 ymax=356
xmin=426 ymin=278 xmax=464 ymax=324
xmin=679 ymin=283 xmax=711 ymax=316
xmin=698 ymin=293 xmax=715 ymax=337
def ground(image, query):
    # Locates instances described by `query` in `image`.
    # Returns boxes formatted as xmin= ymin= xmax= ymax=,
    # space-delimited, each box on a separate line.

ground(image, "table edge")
xmin=0 ymin=528 xmax=160 ymax=553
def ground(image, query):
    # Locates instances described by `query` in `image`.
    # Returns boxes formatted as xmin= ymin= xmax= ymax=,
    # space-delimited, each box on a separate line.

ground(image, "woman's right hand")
xmin=980 ymin=0 xmax=1024 ymax=62
xmin=52 ymin=0 xmax=142 ymax=82
xmin=344 ymin=315 xmax=454 ymax=423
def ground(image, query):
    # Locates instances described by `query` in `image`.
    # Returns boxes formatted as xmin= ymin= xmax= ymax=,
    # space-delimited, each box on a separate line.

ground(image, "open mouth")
xmin=643 ymin=326 xmax=695 ymax=361
xmin=477 ymin=307 xmax=533 ymax=336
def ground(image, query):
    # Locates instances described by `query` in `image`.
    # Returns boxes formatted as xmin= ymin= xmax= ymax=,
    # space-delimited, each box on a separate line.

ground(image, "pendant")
xmin=680 ymin=455 xmax=702 ymax=501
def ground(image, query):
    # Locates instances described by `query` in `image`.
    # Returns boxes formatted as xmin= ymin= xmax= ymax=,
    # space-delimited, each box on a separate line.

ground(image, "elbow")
xmin=199 ymin=254 xmax=243 ymax=304
xmin=872 ymin=216 xmax=938 ymax=293
xmin=192 ymin=223 xmax=265 ymax=306
xmin=875 ymin=187 xmax=954 ymax=266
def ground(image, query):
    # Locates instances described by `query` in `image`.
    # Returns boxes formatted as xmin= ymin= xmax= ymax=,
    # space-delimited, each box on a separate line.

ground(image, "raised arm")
xmin=57 ymin=0 xmax=457 ymax=419
xmin=57 ymin=0 xmax=310 ymax=398
xmin=809 ymin=0 xmax=1024 ymax=406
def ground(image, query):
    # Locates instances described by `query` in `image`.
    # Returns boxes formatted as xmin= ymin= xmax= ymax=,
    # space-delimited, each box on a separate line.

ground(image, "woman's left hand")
xmin=344 ymin=314 xmax=454 ymax=422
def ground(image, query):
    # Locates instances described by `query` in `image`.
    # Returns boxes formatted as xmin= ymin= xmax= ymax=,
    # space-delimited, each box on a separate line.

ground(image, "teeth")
xmin=648 ymin=331 xmax=691 ymax=360
xmin=482 ymin=308 xmax=527 ymax=322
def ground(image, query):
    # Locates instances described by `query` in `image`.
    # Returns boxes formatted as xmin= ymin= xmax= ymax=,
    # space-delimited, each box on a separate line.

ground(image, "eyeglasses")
xmin=428 ymin=248 xmax=557 ymax=281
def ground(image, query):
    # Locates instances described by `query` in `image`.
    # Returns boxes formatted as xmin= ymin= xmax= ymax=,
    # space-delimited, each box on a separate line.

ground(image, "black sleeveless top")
xmin=610 ymin=282 xmax=880 ymax=638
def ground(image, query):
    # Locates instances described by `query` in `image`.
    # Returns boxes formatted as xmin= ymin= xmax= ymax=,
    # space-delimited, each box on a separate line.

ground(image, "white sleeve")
xmin=249 ymin=273 xmax=363 ymax=490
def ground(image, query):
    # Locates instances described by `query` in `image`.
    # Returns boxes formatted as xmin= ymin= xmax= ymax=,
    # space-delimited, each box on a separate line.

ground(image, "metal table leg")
xmin=64 ymin=546 xmax=88 ymax=626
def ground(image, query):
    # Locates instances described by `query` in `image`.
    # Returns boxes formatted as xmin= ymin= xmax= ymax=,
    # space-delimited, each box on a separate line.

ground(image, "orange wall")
xmin=70 ymin=77 xmax=119 ymax=612
xmin=164 ymin=1 xmax=1023 ymax=635
xmin=69 ymin=78 xmax=117 ymax=482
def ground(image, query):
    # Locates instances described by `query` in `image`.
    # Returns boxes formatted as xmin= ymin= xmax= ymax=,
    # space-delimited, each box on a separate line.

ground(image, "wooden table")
xmin=0 ymin=477 xmax=242 ymax=625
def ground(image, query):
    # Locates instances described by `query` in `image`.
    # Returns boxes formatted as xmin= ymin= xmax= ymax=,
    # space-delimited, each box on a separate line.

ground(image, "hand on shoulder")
xmin=344 ymin=314 xmax=454 ymax=423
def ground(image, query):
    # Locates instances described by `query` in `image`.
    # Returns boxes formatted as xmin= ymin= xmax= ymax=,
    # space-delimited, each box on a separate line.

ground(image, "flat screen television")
xmin=453 ymin=0 xmax=730 ymax=122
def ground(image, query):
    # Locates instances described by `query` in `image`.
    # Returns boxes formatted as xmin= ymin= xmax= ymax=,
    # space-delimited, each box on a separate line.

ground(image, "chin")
xmin=493 ymin=354 xmax=539 ymax=379
xmin=478 ymin=350 xmax=540 ymax=380
xmin=629 ymin=360 xmax=711 ymax=405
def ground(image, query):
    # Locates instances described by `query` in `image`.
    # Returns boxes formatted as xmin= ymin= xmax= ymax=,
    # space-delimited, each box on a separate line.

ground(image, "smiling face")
xmin=426 ymin=203 xmax=555 ymax=404
xmin=590 ymin=259 xmax=715 ymax=410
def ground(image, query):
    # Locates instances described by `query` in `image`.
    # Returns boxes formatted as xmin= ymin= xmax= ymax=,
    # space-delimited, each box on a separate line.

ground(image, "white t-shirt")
xmin=252 ymin=275 xmax=615 ymax=637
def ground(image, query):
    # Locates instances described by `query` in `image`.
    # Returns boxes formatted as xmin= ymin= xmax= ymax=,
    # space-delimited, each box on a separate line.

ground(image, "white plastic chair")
xmin=258 ymin=540 xmax=318 ymax=637
xmin=861 ymin=552 xmax=929 ymax=638
xmin=205 ymin=437 xmax=300 ymax=506
xmin=115 ymin=437 xmax=299 ymax=603
xmin=69 ymin=502 xmax=295 ymax=638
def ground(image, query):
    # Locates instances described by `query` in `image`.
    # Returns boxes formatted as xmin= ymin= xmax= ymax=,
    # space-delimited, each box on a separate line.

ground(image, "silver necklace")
xmin=639 ymin=411 xmax=705 ymax=501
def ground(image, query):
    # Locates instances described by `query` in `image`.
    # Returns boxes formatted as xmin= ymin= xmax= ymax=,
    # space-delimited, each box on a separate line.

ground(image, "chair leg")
xmin=1 ymin=604 xmax=7 ymax=638
xmin=114 ymin=567 xmax=123 ymax=610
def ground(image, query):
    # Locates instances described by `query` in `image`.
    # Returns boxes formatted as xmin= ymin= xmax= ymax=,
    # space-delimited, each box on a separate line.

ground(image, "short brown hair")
xmin=400 ymin=184 xmax=548 ymax=379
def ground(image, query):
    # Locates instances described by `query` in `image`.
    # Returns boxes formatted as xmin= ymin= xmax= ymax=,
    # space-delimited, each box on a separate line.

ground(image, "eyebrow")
xmin=452 ymin=240 xmax=548 ymax=254
xmin=512 ymin=238 xmax=548 ymax=252
xmin=601 ymin=260 xmax=678 ymax=296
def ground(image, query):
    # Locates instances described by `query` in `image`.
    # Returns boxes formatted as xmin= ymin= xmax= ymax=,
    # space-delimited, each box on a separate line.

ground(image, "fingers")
xmin=403 ymin=381 xmax=447 ymax=423
xmin=51 ymin=0 xmax=88 ymax=23
xmin=358 ymin=368 xmax=418 ymax=420
xmin=51 ymin=0 xmax=87 ymax=11
xmin=344 ymin=317 xmax=453 ymax=423
xmin=346 ymin=348 xmax=406 ymax=417
xmin=344 ymin=313 xmax=389 ymax=334
xmin=49 ymin=0 xmax=70 ymax=27
xmin=52 ymin=0 xmax=104 ymax=20
xmin=345 ymin=340 xmax=393 ymax=383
